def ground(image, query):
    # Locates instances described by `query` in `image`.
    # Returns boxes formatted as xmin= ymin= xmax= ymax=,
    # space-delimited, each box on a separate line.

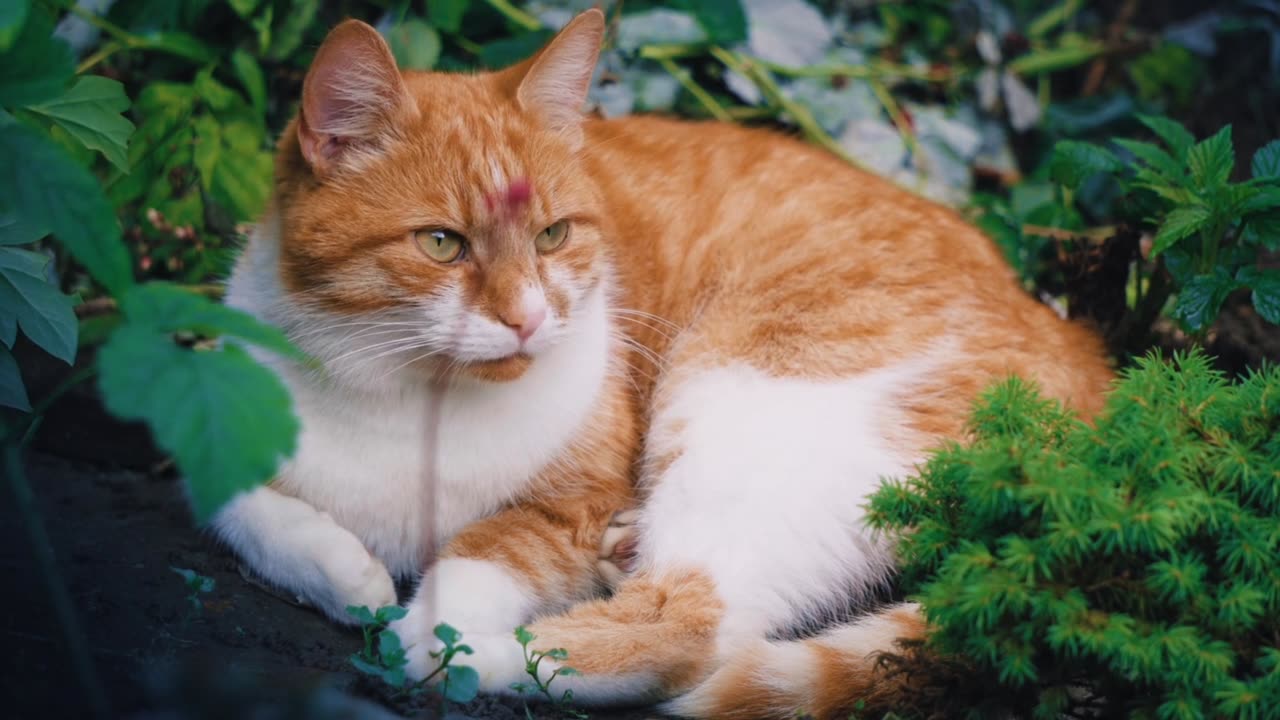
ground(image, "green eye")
xmin=414 ymin=229 xmax=465 ymax=263
xmin=535 ymin=220 xmax=570 ymax=253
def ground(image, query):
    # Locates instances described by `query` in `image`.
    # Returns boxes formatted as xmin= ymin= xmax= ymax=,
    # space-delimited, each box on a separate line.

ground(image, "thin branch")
xmin=483 ymin=0 xmax=542 ymax=32
xmin=656 ymin=57 xmax=731 ymax=122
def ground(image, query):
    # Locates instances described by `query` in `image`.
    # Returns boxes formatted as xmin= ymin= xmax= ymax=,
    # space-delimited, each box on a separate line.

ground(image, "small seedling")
xmin=510 ymin=626 xmax=588 ymax=719
xmin=170 ymin=566 xmax=215 ymax=614
xmin=345 ymin=605 xmax=480 ymax=707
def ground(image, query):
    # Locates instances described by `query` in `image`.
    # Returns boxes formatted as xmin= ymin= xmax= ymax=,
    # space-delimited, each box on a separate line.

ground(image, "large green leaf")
xmin=98 ymin=324 xmax=298 ymax=521
xmin=99 ymin=283 xmax=302 ymax=520
xmin=0 ymin=11 xmax=73 ymax=107
xmin=0 ymin=247 xmax=76 ymax=362
xmin=0 ymin=0 xmax=29 ymax=52
xmin=1237 ymin=267 xmax=1280 ymax=325
xmin=0 ymin=344 xmax=29 ymax=411
xmin=0 ymin=208 xmax=47 ymax=246
xmin=1186 ymin=125 xmax=1234 ymax=190
xmin=683 ymin=0 xmax=748 ymax=45
xmin=27 ymin=76 xmax=135 ymax=172
xmin=1151 ymin=204 xmax=1211 ymax=257
xmin=386 ymin=18 xmax=442 ymax=71
xmin=428 ymin=0 xmax=469 ymax=33
xmin=1172 ymin=270 xmax=1236 ymax=331
xmin=1137 ymin=114 xmax=1195 ymax=159
xmin=1049 ymin=141 xmax=1121 ymax=188
xmin=118 ymin=283 xmax=300 ymax=359
xmin=0 ymin=120 xmax=134 ymax=295
xmin=1251 ymin=140 xmax=1280 ymax=180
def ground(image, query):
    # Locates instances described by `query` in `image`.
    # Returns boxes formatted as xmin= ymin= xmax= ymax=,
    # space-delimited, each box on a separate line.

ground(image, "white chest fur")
xmin=223 ymin=223 xmax=611 ymax=577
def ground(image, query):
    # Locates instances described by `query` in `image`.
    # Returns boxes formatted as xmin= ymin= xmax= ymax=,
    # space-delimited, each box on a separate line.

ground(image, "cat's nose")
xmin=500 ymin=291 xmax=547 ymax=342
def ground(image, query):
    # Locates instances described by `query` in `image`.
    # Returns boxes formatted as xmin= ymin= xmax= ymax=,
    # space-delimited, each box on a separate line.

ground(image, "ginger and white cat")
xmin=220 ymin=10 xmax=1113 ymax=718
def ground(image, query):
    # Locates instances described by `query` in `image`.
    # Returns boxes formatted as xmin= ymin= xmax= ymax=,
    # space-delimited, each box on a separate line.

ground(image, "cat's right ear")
xmin=298 ymin=20 xmax=416 ymax=175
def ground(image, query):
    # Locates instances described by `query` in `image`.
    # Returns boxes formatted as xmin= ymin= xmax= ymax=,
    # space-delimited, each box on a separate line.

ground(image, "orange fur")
xmin=270 ymin=11 xmax=1114 ymax=717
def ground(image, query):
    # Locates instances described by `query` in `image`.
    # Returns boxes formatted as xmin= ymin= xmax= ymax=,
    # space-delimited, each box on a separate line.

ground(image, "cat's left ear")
xmin=513 ymin=9 xmax=604 ymax=148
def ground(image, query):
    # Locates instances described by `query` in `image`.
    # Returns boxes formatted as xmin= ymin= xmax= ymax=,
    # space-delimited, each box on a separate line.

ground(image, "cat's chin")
xmin=458 ymin=353 xmax=535 ymax=383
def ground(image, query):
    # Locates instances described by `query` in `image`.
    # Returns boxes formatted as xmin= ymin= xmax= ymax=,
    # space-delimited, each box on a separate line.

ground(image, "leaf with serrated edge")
xmin=97 ymin=325 xmax=298 ymax=521
xmin=1050 ymin=141 xmax=1121 ymax=188
xmin=1137 ymin=114 xmax=1196 ymax=159
xmin=1186 ymin=125 xmax=1234 ymax=190
xmin=0 ymin=344 xmax=30 ymax=411
xmin=0 ymin=260 xmax=77 ymax=363
xmin=1242 ymin=269 xmax=1280 ymax=324
xmin=1151 ymin=205 xmax=1211 ymax=257
xmin=1252 ymin=139 xmax=1280 ymax=180
xmin=1114 ymin=139 xmax=1184 ymax=182
xmin=27 ymin=76 xmax=135 ymax=172
xmin=119 ymin=283 xmax=301 ymax=359
xmin=0 ymin=121 xmax=133 ymax=295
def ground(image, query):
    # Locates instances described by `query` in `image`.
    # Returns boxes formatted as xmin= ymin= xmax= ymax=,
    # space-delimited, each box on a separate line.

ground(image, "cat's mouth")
xmin=459 ymin=352 xmax=535 ymax=382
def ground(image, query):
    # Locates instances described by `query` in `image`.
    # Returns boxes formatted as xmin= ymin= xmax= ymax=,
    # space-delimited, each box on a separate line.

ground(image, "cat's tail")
xmin=663 ymin=603 xmax=928 ymax=720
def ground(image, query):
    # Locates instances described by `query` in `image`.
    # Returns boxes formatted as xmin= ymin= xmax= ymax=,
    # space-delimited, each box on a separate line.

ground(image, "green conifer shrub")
xmin=867 ymin=351 xmax=1280 ymax=720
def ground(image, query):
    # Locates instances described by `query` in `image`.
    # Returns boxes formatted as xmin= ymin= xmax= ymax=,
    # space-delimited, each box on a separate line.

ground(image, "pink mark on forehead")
xmin=483 ymin=178 xmax=533 ymax=223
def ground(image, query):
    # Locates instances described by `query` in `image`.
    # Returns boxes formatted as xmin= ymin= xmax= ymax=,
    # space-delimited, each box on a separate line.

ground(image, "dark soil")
xmin=0 ymin=451 xmax=653 ymax=720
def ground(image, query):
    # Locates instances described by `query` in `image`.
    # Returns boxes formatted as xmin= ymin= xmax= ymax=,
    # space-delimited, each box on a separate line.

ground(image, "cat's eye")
xmin=535 ymin=221 xmax=570 ymax=254
xmin=414 ymin=228 xmax=465 ymax=263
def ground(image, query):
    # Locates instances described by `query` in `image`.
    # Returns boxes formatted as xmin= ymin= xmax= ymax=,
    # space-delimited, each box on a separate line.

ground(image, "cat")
xmin=220 ymin=9 xmax=1114 ymax=719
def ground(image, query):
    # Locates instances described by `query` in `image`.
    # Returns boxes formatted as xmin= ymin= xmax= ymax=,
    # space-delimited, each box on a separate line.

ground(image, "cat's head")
xmin=270 ymin=10 xmax=608 ymax=384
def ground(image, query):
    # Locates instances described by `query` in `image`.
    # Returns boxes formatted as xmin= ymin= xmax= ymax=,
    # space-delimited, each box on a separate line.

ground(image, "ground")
xmin=1 ymin=448 xmax=652 ymax=720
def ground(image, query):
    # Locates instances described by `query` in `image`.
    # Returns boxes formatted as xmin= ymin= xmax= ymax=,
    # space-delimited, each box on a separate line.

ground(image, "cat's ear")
xmin=298 ymin=19 xmax=416 ymax=174
xmin=513 ymin=9 xmax=604 ymax=148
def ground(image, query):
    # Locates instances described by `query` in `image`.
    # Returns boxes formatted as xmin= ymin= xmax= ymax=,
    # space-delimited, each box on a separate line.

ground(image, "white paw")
xmin=597 ymin=509 xmax=640 ymax=588
xmin=390 ymin=558 xmax=534 ymax=691
xmin=312 ymin=529 xmax=397 ymax=624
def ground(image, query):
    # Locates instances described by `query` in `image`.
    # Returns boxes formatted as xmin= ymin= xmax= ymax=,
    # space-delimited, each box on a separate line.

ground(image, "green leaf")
xmin=0 ymin=208 xmax=47 ymax=246
xmin=0 ymin=11 xmax=72 ymax=107
xmin=1186 ymin=125 xmax=1234 ymax=189
xmin=1137 ymin=114 xmax=1195 ymax=159
xmin=386 ymin=18 xmax=442 ymax=71
xmin=1172 ymin=271 xmax=1236 ymax=331
xmin=1251 ymin=139 xmax=1280 ymax=180
xmin=428 ymin=0 xmax=469 ymax=33
xmin=265 ymin=0 xmax=319 ymax=61
xmin=349 ymin=654 xmax=384 ymax=676
xmin=480 ymin=30 xmax=554 ymax=69
xmin=345 ymin=605 xmax=377 ymax=625
xmin=0 ymin=247 xmax=77 ymax=362
xmin=434 ymin=623 xmax=462 ymax=646
xmin=378 ymin=628 xmax=403 ymax=657
xmin=375 ymin=605 xmax=407 ymax=622
xmin=1049 ymin=141 xmax=1121 ymax=187
xmin=0 ymin=344 xmax=29 ymax=411
xmin=443 ymin=665 xmax=480 ymax=703
xmin=1113 ymin=138 xmax=1184 ymax=183
xmin=97 ymin=321 xmax=298 ymax=521
xmin=118 ymin=283 xmax=300 ymax=359
xmin=514 ymin=625 xmax=535 ymax=646
xmin=1151 ymin=204 xmax=1211 ymax=257
xmin=683 ymin=0 xmax=748 ymax=45
xmin=0 ymin=0 xmax=29 ymax=52
xmin=193 ymin=114 xmax=222 ymax=189
xmin=1239 ymin=268 xmax=1280 ymax=324
xmin=0 ymin=121 xmax=134 ymax=295
xmin=137 ymin=31 xmax=217 ymax=64
xmin=27 ymin=76 xmax=135 ymax=172
xmin=230 ymin=49 xmax=267 ymax=116
xmin=228 ymin=0 xmax=261 ymax=19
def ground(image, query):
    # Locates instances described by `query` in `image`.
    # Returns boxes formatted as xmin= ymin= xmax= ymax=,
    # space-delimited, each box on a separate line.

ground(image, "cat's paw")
xmin=312 ymin=530 xmax=397 ymax=623
xmin=597 ymin=509 xmax=640 ymax=588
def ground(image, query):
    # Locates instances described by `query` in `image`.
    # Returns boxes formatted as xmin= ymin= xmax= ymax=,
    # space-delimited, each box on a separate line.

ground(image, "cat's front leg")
xmin=213 ymin=485 xmax=397 ymax=624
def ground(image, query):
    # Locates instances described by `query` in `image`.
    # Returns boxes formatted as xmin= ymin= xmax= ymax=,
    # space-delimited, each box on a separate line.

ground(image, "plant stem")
xmin=76 ymin=41 xmax=121 ymax=74
xmin=3 ymin=442 xmax=110 ymax=718
xmin=867 ymin=75 xmax=919 ymax=158
xmin=709 ymin=47 xmax=865 ymax=170
xmin=484 ymin=0 xmax=542 ymax=32
xmin=656 ymin=58 xmax=731 ymax=122
xmin=61 ymin=1 xmax=146 ymax=49
xmin=18 ymin=366 xmax=98 ymax=447
xmin=757 ymin=57 xmax=960 ymax=85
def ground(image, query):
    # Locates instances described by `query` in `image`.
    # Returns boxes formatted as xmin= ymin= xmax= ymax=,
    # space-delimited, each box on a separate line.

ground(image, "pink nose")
xmin=505 ymin=304 xmax=545 ymax=342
